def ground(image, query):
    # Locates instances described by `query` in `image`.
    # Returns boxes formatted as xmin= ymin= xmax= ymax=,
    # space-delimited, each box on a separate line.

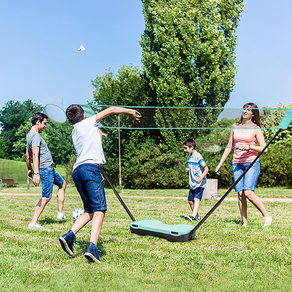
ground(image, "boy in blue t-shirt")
xmin=183 ymin=139 xmax=209 ymax=221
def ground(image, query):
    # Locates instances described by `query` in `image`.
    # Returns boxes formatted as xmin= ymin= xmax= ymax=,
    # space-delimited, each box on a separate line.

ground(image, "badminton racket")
xmin=197 ymin=143 xmax=240 ymax=153
xmin=44 ymin=104 xmax=67 ymax=124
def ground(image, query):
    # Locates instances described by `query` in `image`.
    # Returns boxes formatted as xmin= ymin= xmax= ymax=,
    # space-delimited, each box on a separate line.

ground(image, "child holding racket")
xmin=59 ymin=105 xmax=141 ymax=263
xmin=183 ymin=138 xmax=209 ymax=221
xmin=26 ymin=112 xmax=67 ymax=228
xmin=215 ymin=103 xmax=272 ymax=227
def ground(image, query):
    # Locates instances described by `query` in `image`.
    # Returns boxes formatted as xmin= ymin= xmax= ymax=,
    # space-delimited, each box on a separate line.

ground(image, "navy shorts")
xmin=72 ymin=164 xmax=107 ymax=213
xmin=40 ymin=166 xmax=65 ymax=198
xmin=188 ymin=187 xmax=204 ymax=201
xmin=232 ymin=161 xmax=260 ymax=192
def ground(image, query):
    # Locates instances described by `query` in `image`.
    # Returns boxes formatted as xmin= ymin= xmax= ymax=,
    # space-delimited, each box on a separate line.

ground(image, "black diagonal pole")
xmin=100 ymin=165 xmax=136 ymax=222
xmin=194 ymin=128 xmax=282 ymax=232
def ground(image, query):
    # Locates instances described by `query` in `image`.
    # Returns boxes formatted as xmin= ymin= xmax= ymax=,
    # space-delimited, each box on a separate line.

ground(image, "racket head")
xmin=197 ymin=143 xmax=222 ymax=153
xmin=44 ymin=104 xmax=67 ymax=124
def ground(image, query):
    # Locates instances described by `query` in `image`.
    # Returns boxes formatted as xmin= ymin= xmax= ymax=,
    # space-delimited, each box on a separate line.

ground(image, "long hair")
xmin=239 ymin=102 xmax=261 ymax=127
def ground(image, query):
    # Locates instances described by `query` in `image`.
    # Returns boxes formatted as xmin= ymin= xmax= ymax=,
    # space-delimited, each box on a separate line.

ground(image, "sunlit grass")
xmin=0 ymin=191 xmax=291 ymax=291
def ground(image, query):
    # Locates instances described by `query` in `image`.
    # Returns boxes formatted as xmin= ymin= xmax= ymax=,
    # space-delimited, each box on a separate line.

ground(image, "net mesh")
xmin=89 ymin=105 xmax=290 ymax=130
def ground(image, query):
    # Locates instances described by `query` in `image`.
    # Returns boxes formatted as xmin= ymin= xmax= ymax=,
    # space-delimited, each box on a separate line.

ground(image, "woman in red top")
xmin=216 ymin=103 xmax=272 ymax=227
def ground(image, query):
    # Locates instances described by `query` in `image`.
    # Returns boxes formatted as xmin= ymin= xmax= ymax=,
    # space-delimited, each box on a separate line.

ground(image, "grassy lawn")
xmin=0 ymin=158 xmax=66 ymax=187
xmin=0 ymin=189 xmax=291 ymax=291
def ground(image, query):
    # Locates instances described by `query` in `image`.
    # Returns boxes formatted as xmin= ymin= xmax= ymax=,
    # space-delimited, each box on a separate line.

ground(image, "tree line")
xmin=1 ymin=1 xmax=291 ymax=187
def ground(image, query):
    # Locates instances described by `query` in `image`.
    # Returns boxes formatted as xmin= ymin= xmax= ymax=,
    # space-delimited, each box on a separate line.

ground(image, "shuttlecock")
xmin=78 ymin=45 xmax=85 ymax=51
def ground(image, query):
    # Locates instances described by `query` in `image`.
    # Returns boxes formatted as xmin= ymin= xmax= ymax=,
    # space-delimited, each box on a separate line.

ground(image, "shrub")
xmin=122 ymin=141 xmax=188 ymax=189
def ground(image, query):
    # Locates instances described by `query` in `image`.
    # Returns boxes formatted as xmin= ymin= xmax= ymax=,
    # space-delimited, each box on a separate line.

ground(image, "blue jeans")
xmin=232 ymin=161 xmax=260 ymax=192
xmin=72 ymin=164 xmax=107 ymax=213
xmin=188 ymin=187 xmax=204 ymax=201
xmin=40 ymin=166 xmax=64 ymax=198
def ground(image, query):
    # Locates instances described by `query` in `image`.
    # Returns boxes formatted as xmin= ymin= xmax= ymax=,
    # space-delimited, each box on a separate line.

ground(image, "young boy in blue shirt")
xmin=183 ymin=138 xmax=209 ymax=221
xmin=59 ymin=105 xmax=141 ymax=263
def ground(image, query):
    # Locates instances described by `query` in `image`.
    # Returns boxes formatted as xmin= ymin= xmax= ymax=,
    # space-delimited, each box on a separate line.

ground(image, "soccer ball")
xmin=72 ymin=208 xmax=84 ymax=221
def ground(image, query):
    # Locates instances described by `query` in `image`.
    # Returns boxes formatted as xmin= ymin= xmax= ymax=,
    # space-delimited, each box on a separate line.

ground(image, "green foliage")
xmin=91 ymin=65 xmax=161 ymax=182
xmin=122 ymin=141 xmax=188 ymax=189
xmin=259 ymin=144 xmax=292 ymax=187
xmin=141 ymin=0 xmax=243 ymax=147
xmin=262 ymin=103 xmax=292 ymax=146
xmin=0 ymin=100 xmax=42 ymax=158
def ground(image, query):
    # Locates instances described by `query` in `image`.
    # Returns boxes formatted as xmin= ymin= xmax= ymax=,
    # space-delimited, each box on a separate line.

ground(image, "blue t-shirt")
xmin=187 ymin=150 xmax=207 ymax=190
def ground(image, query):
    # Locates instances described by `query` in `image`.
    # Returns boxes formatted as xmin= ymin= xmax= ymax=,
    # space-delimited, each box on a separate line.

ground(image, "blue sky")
xmin=0 ymin=0 xmax=291 ymax=112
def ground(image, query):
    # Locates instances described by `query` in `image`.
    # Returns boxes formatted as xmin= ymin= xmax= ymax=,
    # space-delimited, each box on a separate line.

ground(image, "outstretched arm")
xmin=95 ymin=107 xmax=141 ymax=123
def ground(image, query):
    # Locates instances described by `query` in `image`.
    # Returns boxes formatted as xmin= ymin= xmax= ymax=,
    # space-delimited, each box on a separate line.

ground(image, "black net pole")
xmin=100 ymin=166 xmax=136 ymax=222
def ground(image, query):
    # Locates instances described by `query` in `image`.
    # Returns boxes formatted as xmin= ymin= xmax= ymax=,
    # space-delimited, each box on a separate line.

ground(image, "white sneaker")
xmin=28 ymin=223 xmax=42 ymax=228
xmin=57 ymin=213 xmax=66 ymax=220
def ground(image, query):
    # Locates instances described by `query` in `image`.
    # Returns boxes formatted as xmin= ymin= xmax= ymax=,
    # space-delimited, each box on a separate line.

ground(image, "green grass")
xmin=0 ymin=189 xmax=291 ymax=291
xmin=0 ymin=158 xmax=66 ymax=187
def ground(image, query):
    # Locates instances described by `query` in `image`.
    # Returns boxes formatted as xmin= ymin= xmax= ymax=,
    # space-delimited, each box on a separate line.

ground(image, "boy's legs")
xmin=188 ymin=200 xmax=194 ymax=212
xmin=191 ymin=198 xmax=200 ymax=218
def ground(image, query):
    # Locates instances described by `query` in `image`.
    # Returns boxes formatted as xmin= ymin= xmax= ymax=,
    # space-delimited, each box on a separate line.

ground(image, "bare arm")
xmin=26 ymin=146 xmax=33 ymax=181
xmin=196 ymin=166 xmax=209 ymax=184
xmin=95 ymin=106 xmax=141 ymax=123
xmin=215 ymin=128 xmax=234 ymax=174
xmin=31 ymin=146 xmax=40 ymax=186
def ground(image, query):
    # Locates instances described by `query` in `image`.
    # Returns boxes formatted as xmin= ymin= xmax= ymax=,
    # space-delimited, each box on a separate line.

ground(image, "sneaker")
xmin=184 ymin=215 xmax=192 ymax=221
xmin=57 ymin=212 xmax=66 ymax=220
xmin=264 ymin=216 xmax=272 ymax=227
xmin=59 ymin=230 xmax=75 ymax=256
xmin=28 ymin=222 xmax=43 ymax=228
xmin=84 ymin=242 xmax=102 ymax=263
xmin=193 ymin=216 xmax=201 ymax=221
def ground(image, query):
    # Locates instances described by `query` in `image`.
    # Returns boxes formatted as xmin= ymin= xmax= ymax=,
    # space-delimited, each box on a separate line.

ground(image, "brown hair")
xmin=32 ymin=112 xmax=48 ymax=125
xmin=239 ymin=102 xmax=261 ymax=127
xmin=66 ymin=104 xmax=85 ymax=125
xmin=183 ymin=138 xmax=196 ymax=149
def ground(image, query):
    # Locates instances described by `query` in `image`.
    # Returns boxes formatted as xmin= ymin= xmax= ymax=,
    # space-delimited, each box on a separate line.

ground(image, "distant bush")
xmin=259 ymin=144 xmax=292 ymax=187
xmin=122 ymin=141 xmax=188 ymax=189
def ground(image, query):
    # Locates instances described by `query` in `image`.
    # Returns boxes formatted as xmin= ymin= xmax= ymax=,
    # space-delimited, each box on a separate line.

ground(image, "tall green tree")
xmin=91 ymin=65 xmax=159 ymax=183
xmin=140 ymin=0 xmax=243 ymax=147
xmin=0 ymin=100 xmax=42 ymax=159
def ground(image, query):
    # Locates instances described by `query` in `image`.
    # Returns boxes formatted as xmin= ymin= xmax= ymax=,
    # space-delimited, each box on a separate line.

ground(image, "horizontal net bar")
xmin=88 ymin=105 xmax=290 ymax=130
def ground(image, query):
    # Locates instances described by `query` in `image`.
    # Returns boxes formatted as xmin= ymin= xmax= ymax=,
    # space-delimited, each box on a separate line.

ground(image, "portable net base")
xmin=129 ymin=219 xmax=196 ymax=242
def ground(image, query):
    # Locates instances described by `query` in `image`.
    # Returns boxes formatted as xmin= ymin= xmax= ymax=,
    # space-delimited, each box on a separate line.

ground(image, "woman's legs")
xmin=238 ymin=191 xmax=248 ymax=226
xmin=243 ymin=190 xmax=272 ymax=225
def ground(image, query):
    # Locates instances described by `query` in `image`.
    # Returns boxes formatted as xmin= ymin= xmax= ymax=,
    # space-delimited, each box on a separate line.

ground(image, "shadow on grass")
xmin=39 ymin=218 xmax=69 ymax=225
xmin=224 ymin=218 xmax=242 ymax=225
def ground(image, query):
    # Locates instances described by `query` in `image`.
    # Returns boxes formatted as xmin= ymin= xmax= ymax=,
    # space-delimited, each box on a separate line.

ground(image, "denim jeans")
xmin=39 ymin=165 xmax=64 ymax=198
xmin=232 ymin=161 xmax=260 ymax=192
xmin=72 ymin=164 xmax=107 ymax=213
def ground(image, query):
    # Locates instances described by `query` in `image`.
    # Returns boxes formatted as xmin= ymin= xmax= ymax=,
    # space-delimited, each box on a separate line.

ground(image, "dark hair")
xmin=239 ymin=102 xmax=261 ymax=127
xmin=66 ymin=104 xmax=85 ymax=125
xmin=183 ymin=138 xmax=196 ymax=149
xmin=32 ymin=112 xmax=48 ymax=125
